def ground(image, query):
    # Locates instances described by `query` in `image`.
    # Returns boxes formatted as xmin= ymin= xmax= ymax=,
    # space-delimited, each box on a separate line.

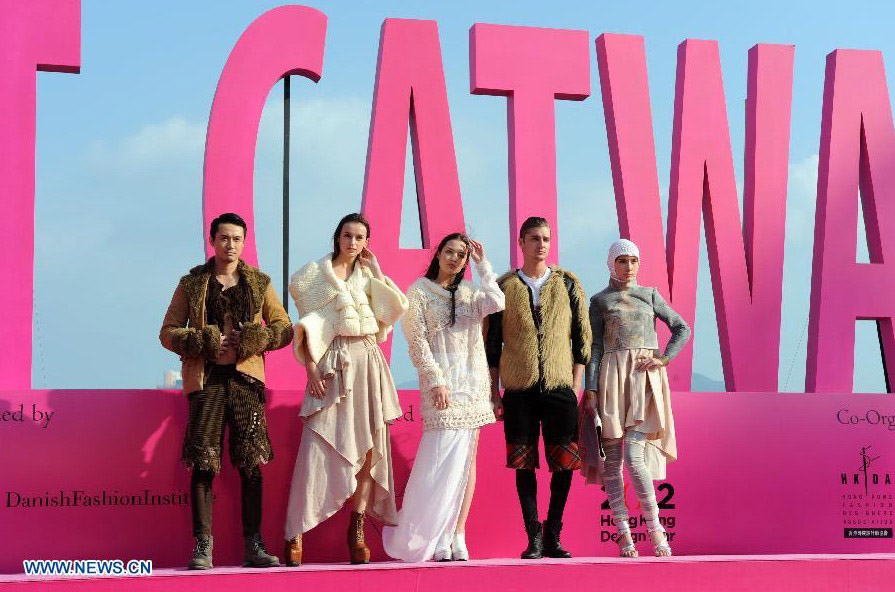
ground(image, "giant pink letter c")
xmin=202 ymin=6 xmax=327 ymax=389
xmin=203 ymin=5 xmax=327 ymax=264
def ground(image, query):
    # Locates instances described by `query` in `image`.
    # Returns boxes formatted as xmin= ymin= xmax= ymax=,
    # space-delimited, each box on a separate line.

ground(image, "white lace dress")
xmin=383 ymin=259 xmax=504 ymax=562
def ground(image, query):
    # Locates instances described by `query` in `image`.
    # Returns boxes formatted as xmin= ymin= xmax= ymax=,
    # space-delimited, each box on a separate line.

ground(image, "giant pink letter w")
xmin=597 ymin=35 xmax=793 ymax=391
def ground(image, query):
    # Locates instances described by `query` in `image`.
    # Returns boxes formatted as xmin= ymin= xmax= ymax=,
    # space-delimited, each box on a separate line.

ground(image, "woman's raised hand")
xmin=469 ymin=240 xmax=485 ymax=264
xmin=359 ymin=247 xmax=383 ymax=278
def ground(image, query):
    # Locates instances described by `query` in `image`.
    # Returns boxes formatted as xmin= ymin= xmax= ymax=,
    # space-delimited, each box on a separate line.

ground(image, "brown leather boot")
xmin=284 ymin=535 xmax=302 ymax=567
xmin=348 ymin=511 xmax=371 ymax=564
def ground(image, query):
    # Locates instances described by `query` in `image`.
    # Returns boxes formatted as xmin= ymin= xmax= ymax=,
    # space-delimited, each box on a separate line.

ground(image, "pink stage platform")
xmin=2 ymin=554 xmax=894 ymax=592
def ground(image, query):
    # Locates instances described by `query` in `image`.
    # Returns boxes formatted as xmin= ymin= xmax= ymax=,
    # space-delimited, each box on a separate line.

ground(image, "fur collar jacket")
xmin=289 ymin=254 xmax=408 ymax=364
xmin=159 ymin=258 xmax=294 ymax=394
xmin=485 ymin=266 xmax=591 ymax=391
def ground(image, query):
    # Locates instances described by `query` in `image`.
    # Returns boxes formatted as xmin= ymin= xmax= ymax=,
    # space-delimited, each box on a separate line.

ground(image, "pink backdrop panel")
xmin=595 ymin=35 xmax=793 ymax=391
xmin=0 ymin=0 xmax=80 ymax=389
xmin=469 ymin=23 xmax=590 ymax=267
xmin=807 ymin=49 xmax=895 ymax=392
xmin=0 ymin=389 xmax=892 ymax=574
xmin=201 ymin=5 xmax=327 ymax=390
xmin=360 ymin=18 xmax=467 ymax=359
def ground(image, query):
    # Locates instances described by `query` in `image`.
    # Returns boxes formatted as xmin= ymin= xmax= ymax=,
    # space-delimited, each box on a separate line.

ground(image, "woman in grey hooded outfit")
xmin=583 ymin=239 xmax=690 ymax=557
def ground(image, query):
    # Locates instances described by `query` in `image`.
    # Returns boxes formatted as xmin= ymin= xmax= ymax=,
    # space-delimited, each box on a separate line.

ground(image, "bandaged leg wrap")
xmin=623 ymin=431 xmax=660 ymax=529
xmin=602 ymin=438 xmax=630 ymax=534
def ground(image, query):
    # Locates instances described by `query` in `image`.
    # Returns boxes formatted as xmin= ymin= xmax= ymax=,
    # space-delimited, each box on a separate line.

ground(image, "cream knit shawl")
xmin=289 ymin=254 xmax=408 ymax=364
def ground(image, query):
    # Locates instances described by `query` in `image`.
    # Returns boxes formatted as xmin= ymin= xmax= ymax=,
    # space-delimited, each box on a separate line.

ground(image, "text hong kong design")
xmin=5 ymin=2 xmax=895 ymax=393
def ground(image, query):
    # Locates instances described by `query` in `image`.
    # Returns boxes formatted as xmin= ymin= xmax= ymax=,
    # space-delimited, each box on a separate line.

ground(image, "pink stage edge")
xmin=2 ymin=555 xmax=895 ymax=592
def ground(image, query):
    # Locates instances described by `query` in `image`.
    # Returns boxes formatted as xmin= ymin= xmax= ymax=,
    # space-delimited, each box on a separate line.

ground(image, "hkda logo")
xmin=841 ymin=446 xmax=892 ymax=494
xmin=840 ymin=446 xmax=894 ymax=539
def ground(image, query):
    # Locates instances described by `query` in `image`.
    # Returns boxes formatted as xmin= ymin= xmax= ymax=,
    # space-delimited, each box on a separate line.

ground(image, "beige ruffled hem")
xmin=597 ymin=348 xmax=677 ymax=480
xmin=284 ymin=335 xmax=402 ymax=538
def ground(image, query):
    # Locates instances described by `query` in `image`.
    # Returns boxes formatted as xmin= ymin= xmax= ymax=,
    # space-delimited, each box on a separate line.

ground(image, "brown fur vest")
xmin=496 ymin=267 xmax=591 ymax=391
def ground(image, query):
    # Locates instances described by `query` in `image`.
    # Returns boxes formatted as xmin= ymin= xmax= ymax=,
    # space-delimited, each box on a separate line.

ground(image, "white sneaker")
xmin=432 ymin=533 xmax=453 ymax=561
xmin=451 ymin=533 xmax=469 ymax=561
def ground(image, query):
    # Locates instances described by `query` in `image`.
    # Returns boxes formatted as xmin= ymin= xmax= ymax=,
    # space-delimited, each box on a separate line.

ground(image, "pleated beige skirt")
xmin=598 ymin=348 xmax=677 ymax=480
xmin=284 ymin=335 xmax=402 ymax=538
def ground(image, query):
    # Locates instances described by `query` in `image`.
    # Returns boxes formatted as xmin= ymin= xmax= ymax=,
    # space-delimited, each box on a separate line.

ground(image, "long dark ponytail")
xmin=424 ymin=233 xmax=471 ymax=326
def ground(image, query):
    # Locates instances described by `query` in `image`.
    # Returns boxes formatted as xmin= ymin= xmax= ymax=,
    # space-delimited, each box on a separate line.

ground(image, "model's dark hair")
xmin=332 ymin=213 xmax=371 ymax=258
xmin=425 ymin=233 xmax=471 ymax=326
xmin=209 ymin=212 xmax=248 ymax=241
xmin=519 ymin=216 xmax=549 ymax=239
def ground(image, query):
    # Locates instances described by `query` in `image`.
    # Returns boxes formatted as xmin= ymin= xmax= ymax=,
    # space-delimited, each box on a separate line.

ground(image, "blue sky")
xmin=31 ymin=0 xmax=895 ymax=391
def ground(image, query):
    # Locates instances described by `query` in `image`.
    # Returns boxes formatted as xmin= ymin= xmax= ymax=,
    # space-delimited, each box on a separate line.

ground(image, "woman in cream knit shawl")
xmin=283 ymin=213 xmax=408 ymax=566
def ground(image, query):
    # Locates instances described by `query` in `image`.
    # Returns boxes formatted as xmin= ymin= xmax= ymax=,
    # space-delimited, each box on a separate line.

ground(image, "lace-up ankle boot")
xmin=243 ymin=533 xmax=280 ymax=567
xmin=348 ymin=511 xmax=371 ymax=564
xmin=520 ymin=520 xmax=543 ymax=559
xmin=284 ymin=534 xmax=302 ymax=567
xmin=188 ymin=534 xmax=213 ymax=570
xmin=543 ymin=519 xmax=572 ymax=558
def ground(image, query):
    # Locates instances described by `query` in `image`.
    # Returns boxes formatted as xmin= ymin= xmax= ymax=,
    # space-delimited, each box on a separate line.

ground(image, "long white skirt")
xmin=382 ymin=428 xmax=477 ymax=562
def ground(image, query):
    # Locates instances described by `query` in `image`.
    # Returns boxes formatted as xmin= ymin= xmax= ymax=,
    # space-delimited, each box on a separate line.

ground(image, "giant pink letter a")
xmin=361 ymin=18 xmax=467 ymax=358
xmin=807 ymin=50 xmax=895 ymax=392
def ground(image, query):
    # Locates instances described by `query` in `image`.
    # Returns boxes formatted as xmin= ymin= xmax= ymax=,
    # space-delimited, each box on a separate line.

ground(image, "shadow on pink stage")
xmin=3 ymin=554 xmax=895 ymax=592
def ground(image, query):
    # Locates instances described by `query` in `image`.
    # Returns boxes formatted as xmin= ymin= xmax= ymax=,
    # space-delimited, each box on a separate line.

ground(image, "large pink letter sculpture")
xmin=470 ymin=24 xmax=590 ymax=267
xmin=203 ymin=5 xmax=327 ymax=264
xmin=361 ymin=18 xmax=466 ymax=357
xmin=0 ymin=0 xmax=80 ymax=389
xmin=807 ymin=50 xmax=895 ymax=392
xmin=202 ymin=5 xmax=326 ymax=388
xmin=596 ymin=35 xmax=793 ymax=390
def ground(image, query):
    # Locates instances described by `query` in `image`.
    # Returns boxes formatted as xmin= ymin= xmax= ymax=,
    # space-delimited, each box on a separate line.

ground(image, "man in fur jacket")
xmin=160 ymin=212 xmax=293 ymax=570
xmin=486 ymin=216 xmax=591 ymax=559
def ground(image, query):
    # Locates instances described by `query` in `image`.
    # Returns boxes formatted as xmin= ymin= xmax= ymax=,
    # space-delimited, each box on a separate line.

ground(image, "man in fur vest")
xmin=160 ymin=212 xmax=293 ymax=570
xmin=486 ymin=216 xmax=591 ymax=559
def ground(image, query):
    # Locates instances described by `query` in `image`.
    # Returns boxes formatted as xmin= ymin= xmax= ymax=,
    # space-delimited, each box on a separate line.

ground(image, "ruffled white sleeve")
xmin=472 ymin=259 xmax=505 ymax=319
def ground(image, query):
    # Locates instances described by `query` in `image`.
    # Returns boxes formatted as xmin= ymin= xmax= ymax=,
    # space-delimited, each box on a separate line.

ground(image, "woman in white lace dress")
xmin=383 ymin=233 xmax=504 ymax=562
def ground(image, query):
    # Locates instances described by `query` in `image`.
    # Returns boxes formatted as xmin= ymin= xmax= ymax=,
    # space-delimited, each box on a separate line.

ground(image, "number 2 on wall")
xmin=600 ymin=483 xmax=675 ymax=510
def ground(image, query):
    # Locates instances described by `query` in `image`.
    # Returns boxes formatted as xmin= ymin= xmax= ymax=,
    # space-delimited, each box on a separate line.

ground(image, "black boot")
xmin=520 ymin=520 xmax=544 ymax=559
xmin=243 ymin=533 xmax=280 ymax=567
xmin=542 ymin=519 xmax=572 ymax=558
xmin=188 ymin=534 xmax=213 ymax=570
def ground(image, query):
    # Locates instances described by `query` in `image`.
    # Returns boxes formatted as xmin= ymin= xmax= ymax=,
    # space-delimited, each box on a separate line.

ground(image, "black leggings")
xmin=515 ymin=469 xmax=574 ymax=525
xmin=191 ymin=465 xmax=263 ymax=537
